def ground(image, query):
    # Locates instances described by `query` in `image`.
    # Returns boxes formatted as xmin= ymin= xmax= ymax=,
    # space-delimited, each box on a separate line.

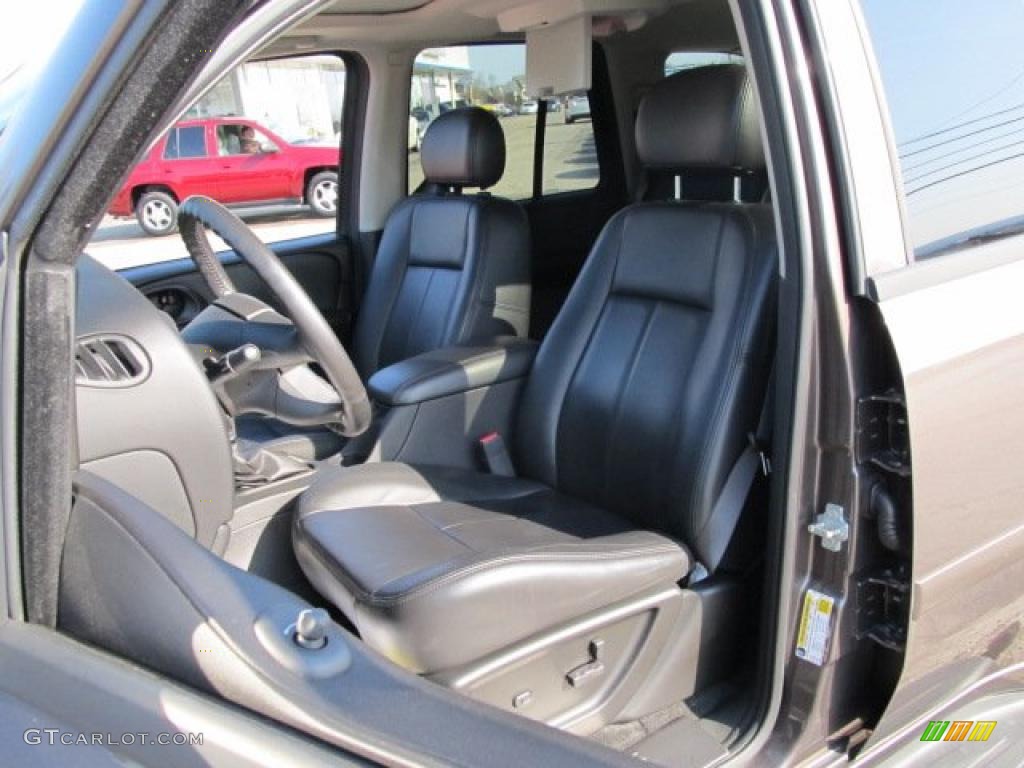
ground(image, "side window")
xmin=162 ymin=126 xmax=207 ymax=160
xmin=664 ymin=51 xmax=743 ymax=76
xmin=217 ymin=124 xmax=278 ymax=155
xmin=92 ymin=54 xmax=345 ymax=267
xmin=860 ymin=0 xmax=1024 ymax=259
xmin=408 ymin=44 xmax=604 ymax=199
xmin=542 ymin=93 xmax=598 ymax=195
xmin=163 ymin=128 xmax=179 ymax=159
xmin=174 ymin=126 xmax=207 ymax=159
xmin=409 ymin=44 xmax=532 ymax=199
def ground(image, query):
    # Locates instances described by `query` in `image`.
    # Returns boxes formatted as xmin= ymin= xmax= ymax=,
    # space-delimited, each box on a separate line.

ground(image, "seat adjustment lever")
xmin=566 ymin=639 xmax=605 ymax=688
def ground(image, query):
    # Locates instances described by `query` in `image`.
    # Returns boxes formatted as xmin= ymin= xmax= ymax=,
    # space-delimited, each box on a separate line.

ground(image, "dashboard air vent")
xmin=75 ymin=335 xmax=150 ymax=387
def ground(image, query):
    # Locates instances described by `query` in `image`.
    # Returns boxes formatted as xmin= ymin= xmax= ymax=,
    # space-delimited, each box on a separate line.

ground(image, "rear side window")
xmin=664 ymin=51 xmax=743 ymax=77
xmin=542 ymin=92 xmax=597 ymax=195
xmin=860 ymin=0 xmax=1024 ymax=259
xmin=163 ymin=126 xmax=206 ymax=159
xmin=409 ymin=44 xmax=532 ymax=199
xmin=408 ymin=43 xmax=602 ymax=199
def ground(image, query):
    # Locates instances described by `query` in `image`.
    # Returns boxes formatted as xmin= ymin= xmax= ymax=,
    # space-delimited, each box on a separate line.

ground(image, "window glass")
xmin=408 ymin=43 xmax=605 ymax=200
xmin=664 ymin=51 xmax=743 ymax=77
xmin=216 ymin=124 xmax=279 ymax=156
xmin=163 ymin=126 xmax=207 ymax=160
xmin=409 ymin=44 xmax=532 ymax=199
xmin=90 ymin=54 xmax=345 ymax=267
xmin=542 ymin=93 xmax=598 ymax=195
xmin=178 ymin=126 xmax=207 ymax=158
xmin=860 ymin=0 xmax=1024 ymax=259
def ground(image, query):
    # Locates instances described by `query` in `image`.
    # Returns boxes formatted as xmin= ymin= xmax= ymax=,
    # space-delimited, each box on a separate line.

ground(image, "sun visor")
xmin=526 ymin=16 xmax=592 ymax=98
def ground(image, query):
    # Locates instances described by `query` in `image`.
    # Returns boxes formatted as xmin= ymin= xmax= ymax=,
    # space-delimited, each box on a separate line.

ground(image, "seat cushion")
xmin=293 ymin=462 xmax=690 ymax=673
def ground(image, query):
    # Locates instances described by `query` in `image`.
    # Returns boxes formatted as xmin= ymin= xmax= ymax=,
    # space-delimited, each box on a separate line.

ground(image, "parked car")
xmin=438 ymin=98 xmax=469 ymax=114
xmin=107 ymin=117 xmax=341 ymax=236
xmin=479 ymin=102 xmax=512 ymax=117
xmin=564 ymin=93 xmax=590 ymax=123
xmin=519 ymin=99 xmax=539 ymax=114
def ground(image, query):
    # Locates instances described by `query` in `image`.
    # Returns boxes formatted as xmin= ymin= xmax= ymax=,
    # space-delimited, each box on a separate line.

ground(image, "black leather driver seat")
xmin=293 ymin=66 xmax=776 ymax=716
xmin=239 ymin=107 xmax=531 ymax=458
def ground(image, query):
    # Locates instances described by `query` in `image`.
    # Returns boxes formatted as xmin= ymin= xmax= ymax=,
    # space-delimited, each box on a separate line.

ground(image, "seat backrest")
xmin=352 ymin=108 xmax=532 ymax=376
xmin=515 ymin=65 xmax=776 ymax=571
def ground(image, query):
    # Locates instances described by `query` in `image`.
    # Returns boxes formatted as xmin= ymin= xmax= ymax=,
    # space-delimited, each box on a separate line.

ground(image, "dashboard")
xmin=75 ymin=254 xmax=235 ymax=550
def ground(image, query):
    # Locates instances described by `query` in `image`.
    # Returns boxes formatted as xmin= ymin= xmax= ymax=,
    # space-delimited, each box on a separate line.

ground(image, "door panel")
xmin=0 ymin=623 xmax=365 ymax=767
xmin=873 ymin=252 xmax=1024 ymax=684
xmin=118 ymin=232 xmax=353 ymax=341
xmin=215 ymin=151 xmax=294 ymax=203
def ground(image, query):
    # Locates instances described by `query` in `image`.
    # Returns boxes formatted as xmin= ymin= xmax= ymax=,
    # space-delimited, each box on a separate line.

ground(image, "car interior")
xmin=60 ymin=0 xmax=787 ymax=764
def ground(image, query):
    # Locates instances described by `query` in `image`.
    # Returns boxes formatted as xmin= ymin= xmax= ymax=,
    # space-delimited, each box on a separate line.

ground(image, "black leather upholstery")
xmin=239 ymin=108 xmax=531 ymax=457
xmin=420 ymin=107 xmax=506 ymax=189
xmin=294 ymin=463 xmax=689 ymax=673
xmin=636 ymin=64 xmax=763 ymax=173
xmin=514 ymin=201 xmax=775 ymax=566
xmin=368 ymin=337 xmax=538 ymax=406
xmin=294 ymin=64 xmax=776 ymax=674
xmin=351 ymin=192 xmax=531 ymax=376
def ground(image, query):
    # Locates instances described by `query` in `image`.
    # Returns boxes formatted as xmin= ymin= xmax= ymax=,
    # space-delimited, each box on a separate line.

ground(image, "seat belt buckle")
xmin=479 ymin=432 xmax=516 ymax=477
xmin=748 ymin=432 xmax=771 ymax=476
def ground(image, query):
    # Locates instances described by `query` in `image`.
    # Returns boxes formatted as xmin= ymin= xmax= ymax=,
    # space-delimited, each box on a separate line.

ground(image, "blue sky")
xmin=468 ymin=45 xmax=525 ymax=84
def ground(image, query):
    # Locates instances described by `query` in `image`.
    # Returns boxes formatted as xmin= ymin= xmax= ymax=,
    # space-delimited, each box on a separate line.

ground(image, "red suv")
xmin=108 ymin=117 xmax=341 ymax=236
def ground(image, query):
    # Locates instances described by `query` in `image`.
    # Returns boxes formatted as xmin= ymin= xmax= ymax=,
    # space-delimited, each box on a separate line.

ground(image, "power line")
xmin=903 ymin=123 xmax=1024 ymax=174
xmin=928 ymin=64 xmax=1024 ymax=133
xmin=904 ymin=137 xmax=1024 ymax=184
xmin=897 ymin=101 xmax=1024 ymax=147
xmin=907 ymin=150 xmax=1024 ymax=195
xmin=900 ymin=113 xmax=1024 ymax=160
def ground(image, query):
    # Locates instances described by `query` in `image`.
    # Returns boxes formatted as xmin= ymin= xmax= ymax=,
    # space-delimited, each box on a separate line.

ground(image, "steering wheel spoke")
xmin=176 ymin=196 xmax=370 ymax=436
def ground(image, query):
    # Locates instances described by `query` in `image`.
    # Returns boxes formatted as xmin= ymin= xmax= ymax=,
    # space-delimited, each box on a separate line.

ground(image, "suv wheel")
xmin=307 ymin=171 xmax=339 ymax=217
xmin=135 ymin=190 xmax=178 ymax=236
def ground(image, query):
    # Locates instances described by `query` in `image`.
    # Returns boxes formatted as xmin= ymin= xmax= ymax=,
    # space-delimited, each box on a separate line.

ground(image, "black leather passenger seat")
xmin=293 ymin=65 xmax=777 ymax=731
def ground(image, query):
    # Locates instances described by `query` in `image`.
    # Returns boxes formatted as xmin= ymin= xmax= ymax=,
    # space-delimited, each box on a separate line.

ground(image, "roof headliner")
xmin=264 ymin=0 xmax=737 ymax=54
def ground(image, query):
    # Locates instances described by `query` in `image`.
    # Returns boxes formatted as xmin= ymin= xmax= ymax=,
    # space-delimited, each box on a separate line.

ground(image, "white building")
xmin=188 ymin=55 xmax=345 ymax=144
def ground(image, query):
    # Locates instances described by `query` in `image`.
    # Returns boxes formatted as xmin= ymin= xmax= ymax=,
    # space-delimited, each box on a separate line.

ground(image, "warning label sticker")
xmin=795 ymin=588 xmax=835 ymax=666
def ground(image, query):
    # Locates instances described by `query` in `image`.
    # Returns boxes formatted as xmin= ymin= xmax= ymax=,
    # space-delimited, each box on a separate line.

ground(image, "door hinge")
xmin=856 ymin=390 xmax=910 ymax=477
xmin=808 ymin=503 xmax=849 ymax=552
xmin=855 ymin=566 xmax=910 ymax=651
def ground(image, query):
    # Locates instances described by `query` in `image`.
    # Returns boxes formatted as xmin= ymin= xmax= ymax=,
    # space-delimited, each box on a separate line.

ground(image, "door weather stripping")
xmin=809 ymin=503 xmax=849 ymax=552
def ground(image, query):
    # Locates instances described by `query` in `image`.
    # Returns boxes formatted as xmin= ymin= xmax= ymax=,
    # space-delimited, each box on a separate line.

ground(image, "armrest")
xmin=368 ymin=338 xmax=539 ymax=407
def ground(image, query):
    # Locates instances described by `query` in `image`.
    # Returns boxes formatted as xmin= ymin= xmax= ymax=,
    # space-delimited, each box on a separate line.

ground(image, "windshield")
xmin=0 ymin=0 xmax=84 ymax=141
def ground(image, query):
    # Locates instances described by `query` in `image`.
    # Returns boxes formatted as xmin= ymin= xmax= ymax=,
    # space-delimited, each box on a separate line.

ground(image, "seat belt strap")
xmin=704 ymin=364 xmax=775 ymax=571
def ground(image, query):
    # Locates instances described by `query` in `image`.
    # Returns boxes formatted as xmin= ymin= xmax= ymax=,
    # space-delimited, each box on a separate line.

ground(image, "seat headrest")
xmin=420 ymin=107 xmax=506 ymax=190
xmin=636 ymin=64 xmax=764 ymax=174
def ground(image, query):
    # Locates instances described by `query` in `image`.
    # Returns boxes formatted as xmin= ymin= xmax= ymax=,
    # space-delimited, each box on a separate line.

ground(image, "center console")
xmin=342 ymin=337 xmax=539 ymax=469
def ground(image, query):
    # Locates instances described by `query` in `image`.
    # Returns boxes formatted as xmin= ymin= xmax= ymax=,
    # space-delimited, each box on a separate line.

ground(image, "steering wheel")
xmin=176 ymin=196 xmax=370 ymax=437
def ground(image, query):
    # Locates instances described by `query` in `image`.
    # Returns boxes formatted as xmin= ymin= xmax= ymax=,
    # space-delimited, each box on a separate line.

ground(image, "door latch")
xmin=809 ymin=504 xmax=849 ymax=552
